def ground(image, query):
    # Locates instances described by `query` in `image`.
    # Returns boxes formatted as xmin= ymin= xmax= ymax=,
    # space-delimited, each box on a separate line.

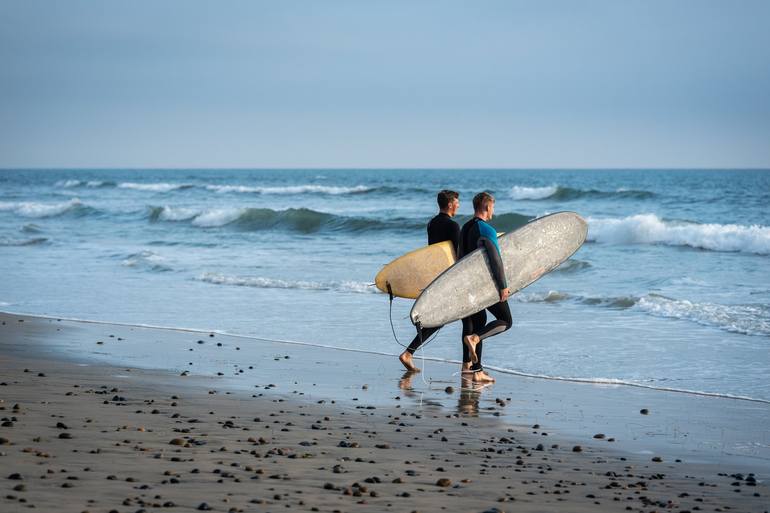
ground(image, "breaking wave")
xmin=147 ymin=206 xmax=424 ymax=233
xmin=55 ymin=180 xmax=389 ymax=196
xmin=118 ymin=182 xmax=194 ymax=192
xmin=121 ymin=251 xmax=174 ymax=272
xmin=510 ymin=185 xmax=655 ymax=201
xmin=513 ymin=289 xmax=769 ymax=336
xmin=587 ymin=214 xmax=770 ymax=255
xmin=0 ymin=199 xmax=96 ymax=218
xmin=204 ymin=184 xmax=382 ymax=195
xmin=634 ymin=294 xmax=770 ymax=337
xmin=196 ymin=272 xmax=377 ymax=294
xmin=55 ymin=180 xmax=115 ymax=188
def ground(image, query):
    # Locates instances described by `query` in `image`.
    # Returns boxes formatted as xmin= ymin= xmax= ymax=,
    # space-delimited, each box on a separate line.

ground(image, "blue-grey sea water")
xmin=1 ymin=169 xmax=769 ymax=401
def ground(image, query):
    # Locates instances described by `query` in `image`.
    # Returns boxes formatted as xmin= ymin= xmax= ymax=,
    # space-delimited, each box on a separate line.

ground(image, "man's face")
xmin=487 ymin=199 xmax=495 ymax=220
xmin=448 ymin=198 xmax=459 ymax=216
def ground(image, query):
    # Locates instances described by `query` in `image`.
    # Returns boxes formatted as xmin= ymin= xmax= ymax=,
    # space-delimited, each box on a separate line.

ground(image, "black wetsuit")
xmin=405 ymin=212 xmax=460 ymax=355
xmin=459 ymin=217 xmax=512 ymax=371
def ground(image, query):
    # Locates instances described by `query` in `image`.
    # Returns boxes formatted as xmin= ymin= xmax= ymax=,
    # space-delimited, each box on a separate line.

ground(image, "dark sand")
xmin=0 ymin=312 xmax=767 ymax=512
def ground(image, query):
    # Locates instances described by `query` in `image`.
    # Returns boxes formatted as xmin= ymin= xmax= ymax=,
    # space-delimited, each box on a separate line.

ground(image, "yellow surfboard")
xmin=375 ymin=241 xmax=457 ymax=299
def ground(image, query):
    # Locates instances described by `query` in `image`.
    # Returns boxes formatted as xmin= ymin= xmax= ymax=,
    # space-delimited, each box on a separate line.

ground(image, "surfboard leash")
xmin=386 ymin=281 xmax=440 ymax=351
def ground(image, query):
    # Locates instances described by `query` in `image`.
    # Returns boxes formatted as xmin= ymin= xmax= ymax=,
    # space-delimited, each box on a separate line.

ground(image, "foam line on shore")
xmin=4 ymin=309 xmax=770 ymax=405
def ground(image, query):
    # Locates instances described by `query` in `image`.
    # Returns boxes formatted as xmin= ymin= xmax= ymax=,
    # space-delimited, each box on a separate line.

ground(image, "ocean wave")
xmin=455 ymin=212 xmax=533 ymax=233
xmin=204 ymin=184 xmax=380 ymax=195
xmin=517 ymin=289 xmax=769 ymax=336
xmin=148 ymin=206 xmax=424 ymax=233
xmin=0 ymin=236 xmax=48 ymax=246
xmin=587 ymin=213 xmax=770 ymax=255
xmin=552 ymin=259 xmax=592 ymax=274
xmin=21 ymin=223 xmax=43 ymax=233
xmin=513 ymin=290 xmax=571 ymax=303
xmin=121 ymin=251 xmax=173 ymax=272
xmin=55 ymin=179 xmax=114 ymax=188
xmin=118 ymin=182 xmax=194 ymax=192
xmin=196 ymin=272 xmax=377 ymax=294
xmin=0 ymin=198 xmax=94 ymax=218
xmin=56 ymin=179 xmax=390 ymax=196
xmin=510 ymin=185 xmax=560 ymax=200
xmin=634 ymin=294 xmax=770 ymax=337
xmin=510 ymin=184 xmax=655 ymax=201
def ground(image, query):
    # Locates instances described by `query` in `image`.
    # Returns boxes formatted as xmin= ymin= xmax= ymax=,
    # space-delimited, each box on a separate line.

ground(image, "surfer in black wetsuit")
xmin=459 ymin=192 xmax=512 ymax=383
xmin=399 ymin=190 xmax=461 ymax=372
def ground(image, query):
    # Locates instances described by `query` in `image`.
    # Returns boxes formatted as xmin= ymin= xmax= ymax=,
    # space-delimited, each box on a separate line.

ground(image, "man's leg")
xmin=469 ymin=301 xmax=512 ymax=382
xmin=399 ymin=326 xmax=440 ymax=371
xmin=462 ymin=310 xmax=485 ymax=365
xmin=476 ymin=301 xmax=512 ymax=341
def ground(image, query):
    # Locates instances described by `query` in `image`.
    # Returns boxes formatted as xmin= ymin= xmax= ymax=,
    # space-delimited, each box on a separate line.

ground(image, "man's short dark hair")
xmin=473 ymin=192 xmax=495 ymax=212
xmin=437 ymin=190 xmax=459 ymax=210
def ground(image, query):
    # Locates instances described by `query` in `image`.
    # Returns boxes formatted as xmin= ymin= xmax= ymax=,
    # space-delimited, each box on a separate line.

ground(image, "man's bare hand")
xmin=500 ymin=287 xmax=511 ymax=302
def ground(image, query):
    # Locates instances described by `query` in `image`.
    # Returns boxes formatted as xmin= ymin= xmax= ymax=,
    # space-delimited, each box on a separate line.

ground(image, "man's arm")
xmin=477 ymin=221 xmax=509 ymax=298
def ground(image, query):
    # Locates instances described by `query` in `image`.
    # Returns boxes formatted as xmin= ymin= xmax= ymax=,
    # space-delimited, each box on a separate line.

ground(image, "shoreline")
xmin=1 ymin=312 xmax=768 ymax=512
xmin=3 ymin=308 xmax=767 ymax=406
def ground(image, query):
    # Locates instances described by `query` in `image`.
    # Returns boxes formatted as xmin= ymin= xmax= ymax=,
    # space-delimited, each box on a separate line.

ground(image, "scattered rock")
xmin=572 ymin=446 xmax=582 ymax=452
xmin=640 ymin=408 xmax=649 ymax=415
xmin=436 ymin=478 xmax=452 ymax=487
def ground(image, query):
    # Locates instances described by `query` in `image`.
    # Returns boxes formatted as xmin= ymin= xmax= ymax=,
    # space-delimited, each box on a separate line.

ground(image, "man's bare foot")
xmin=461 ymin=361 xmax=473 ymax=374
xmin=473 ymin=370 xmax=495 ymax=383
xmin=399 ymin=351 xmax=421 ymax=372
xmin=462 ymin=334 xmax=480 ymax=363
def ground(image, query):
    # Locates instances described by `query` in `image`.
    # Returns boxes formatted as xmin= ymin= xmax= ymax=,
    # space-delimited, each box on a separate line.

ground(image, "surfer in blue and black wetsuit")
xmin=459 ymin=192 xmax=512 ymax=383
xmin=399 ymin=190 xmax=461 ymax=372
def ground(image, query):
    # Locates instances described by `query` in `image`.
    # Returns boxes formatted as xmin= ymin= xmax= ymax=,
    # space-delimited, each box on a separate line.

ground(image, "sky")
xmin=1 ymin=0 xmax=769 ymax=168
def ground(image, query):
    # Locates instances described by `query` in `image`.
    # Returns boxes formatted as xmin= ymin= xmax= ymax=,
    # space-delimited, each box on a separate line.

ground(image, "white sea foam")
xmin=513 ymin=290 xmax=571 ymax=303
xmin=0 ymin=198 xmax=82 ymax=218
xmin=155 ymin=206 xmax=200 ymax=222
xmin=509 ymin=185 xmax=558 ymax=200
xmin=191 ymin=208 xmax=244 ymax=227
xmin=204 ymin=184 xmax=373 ymax=195
xmin=587 ymin=214 xmax=770 ymax=255
xmin=55 ymin=179 xmax=108 ymax=188
xmin=121 ymin=251 xmax=173 ymax=272
xmin=118 ymin=182 xmax=192 ymax=192
xmin=634 ymin=295 xmax=770 ymax=337
xmin=55 ymin=179 xmax=82 ymax=188
xmin=196 ymin=272 xmax=377 ymax=294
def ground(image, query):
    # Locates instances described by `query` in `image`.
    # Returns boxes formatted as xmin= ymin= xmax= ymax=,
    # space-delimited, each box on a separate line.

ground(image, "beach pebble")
xmin=8 ymin=473 xmax=23 ymax=480
xmin=436 ymin=478 xmax=452 ymax=487
xmin=197 ymin=502 xmax=212 ymax=510
xmin=651 ymin=456 xmax=663 ymax=462
xmin=55 ymin=422 xmax=68 ymax=429
xmin=445 ymin=386 xmax=454 ymax=394
xmin=58 ymin=433 xmax=72 ymax=439
xmin=593 ymin=433 xmax=605 ymax=439
xmin=169 ymin=438 xmax=186 ymax=446
xmin=640 ymin=408 xmax=649 ymax=415
xmin=572 ymin=446 xmax=582 ymax=452
xmin=0 ymin=437 xmax=9 ymax=445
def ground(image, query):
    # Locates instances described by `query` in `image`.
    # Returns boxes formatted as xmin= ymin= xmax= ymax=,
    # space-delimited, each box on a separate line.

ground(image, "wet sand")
xmin=0 ymin=312 xmax=767 ymax=512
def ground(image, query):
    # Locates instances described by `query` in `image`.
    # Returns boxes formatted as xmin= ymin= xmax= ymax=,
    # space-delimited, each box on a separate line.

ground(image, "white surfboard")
xmin=410 ymin=212 xmax=588 ymax=328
